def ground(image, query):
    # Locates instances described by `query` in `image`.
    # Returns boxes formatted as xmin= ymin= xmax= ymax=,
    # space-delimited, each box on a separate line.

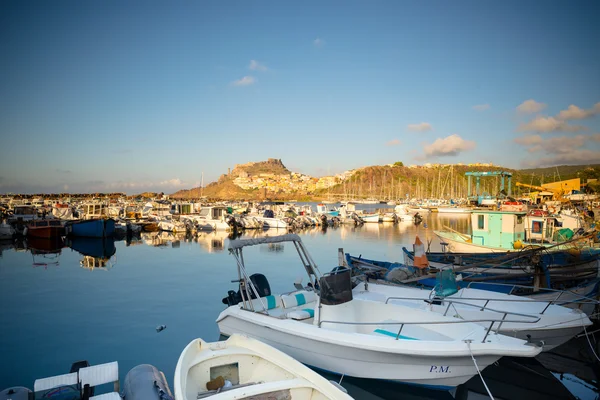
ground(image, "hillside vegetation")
xmin=171 ymin=161 xmax=600 ymax=201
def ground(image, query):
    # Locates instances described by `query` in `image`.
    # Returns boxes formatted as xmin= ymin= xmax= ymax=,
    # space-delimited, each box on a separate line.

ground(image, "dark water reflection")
xmin=0 ymin=213 xmax=597 ymax=399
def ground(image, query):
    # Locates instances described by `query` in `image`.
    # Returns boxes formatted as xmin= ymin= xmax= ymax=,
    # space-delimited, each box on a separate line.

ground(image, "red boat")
xmin=26 ymin=219 xmax=65 ymax=238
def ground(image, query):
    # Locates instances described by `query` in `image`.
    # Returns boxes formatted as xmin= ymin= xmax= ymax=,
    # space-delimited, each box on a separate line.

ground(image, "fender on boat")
xmin=122 ymin=364 xmax=173 ymax=400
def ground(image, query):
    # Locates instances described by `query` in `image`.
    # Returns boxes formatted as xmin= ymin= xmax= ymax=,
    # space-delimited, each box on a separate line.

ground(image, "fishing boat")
xmin=25 ymin=219 xmax=65 ymax=238
xmin=316 ymin=203 xmax=340 ymax=217
xmin=174 ymin=334 xmax=352 ymax=400
xmin=217 ymin=234 xmax=542 ymax=390
xmin=400 ymin=243 xmax=600 ymax=297
xmin=434 ymin=209 xmax=596 ymax=253
xmin=65 ymin=218 xmax=115 ymax=238
xmin=351 ymin=270 xmax=593 ymax=351
xmin=343 ymin=249 xmax=600 ymax=315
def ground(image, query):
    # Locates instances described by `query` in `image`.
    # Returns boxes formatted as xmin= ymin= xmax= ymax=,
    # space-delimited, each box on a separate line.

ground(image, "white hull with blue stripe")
xmin=217 ymin=234 xmax=543 ymax=390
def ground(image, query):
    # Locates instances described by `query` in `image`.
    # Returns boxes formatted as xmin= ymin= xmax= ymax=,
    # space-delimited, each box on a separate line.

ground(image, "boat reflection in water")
xmin=141 ymin=231 xmax=187 ymax=248
xmin=67 ymin=237 xmax=116 ymax=271
xmin=26 ymin=236 xmax=65 ymax=268
xmin=196 ymin=230 xmax=231 ymax=253
xmin=0 ymin=239 xmax=16 ymax=258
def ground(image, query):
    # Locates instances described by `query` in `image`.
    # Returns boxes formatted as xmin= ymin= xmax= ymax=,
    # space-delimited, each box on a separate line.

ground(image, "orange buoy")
xmin=413 ymin=235 xmax=429 ymax=269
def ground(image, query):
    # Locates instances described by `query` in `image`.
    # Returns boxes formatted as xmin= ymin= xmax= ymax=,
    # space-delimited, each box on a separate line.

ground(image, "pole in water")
xmin=156 ymin=325 xmax=167 ymax=332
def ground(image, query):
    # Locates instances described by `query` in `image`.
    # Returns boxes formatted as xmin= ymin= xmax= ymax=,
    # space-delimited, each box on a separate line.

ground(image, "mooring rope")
xmin=465 ymin=340 xmax=494 ymax=400
xmin=581 ymin=321 xmax=600 ymax=363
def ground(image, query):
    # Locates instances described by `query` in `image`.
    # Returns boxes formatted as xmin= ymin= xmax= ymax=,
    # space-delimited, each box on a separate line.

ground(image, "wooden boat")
xmin=174 ymin=334 xmax=353 ymax=400
xmin=26 ymin=219 xmax=65 ymax=238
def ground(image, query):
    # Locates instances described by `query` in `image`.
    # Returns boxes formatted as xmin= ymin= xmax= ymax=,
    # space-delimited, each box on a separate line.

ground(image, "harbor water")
xmin=1 ymin=212 xmax=598 ymax=399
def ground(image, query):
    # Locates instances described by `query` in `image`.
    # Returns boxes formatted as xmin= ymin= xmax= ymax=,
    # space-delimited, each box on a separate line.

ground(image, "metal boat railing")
xmin=316 ymin=314 xmax=541 ymax=344
xmin=463 ymin=280 xmax=600 ymax=312
xmin=382 ymin=295 xmax=540 ymax=320
xmin=383 ymin=292 xmax=596 ymax=315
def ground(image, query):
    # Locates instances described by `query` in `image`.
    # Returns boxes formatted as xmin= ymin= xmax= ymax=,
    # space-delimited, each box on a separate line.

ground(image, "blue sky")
xmin=1 ymin=1 xmax=599 ymax=194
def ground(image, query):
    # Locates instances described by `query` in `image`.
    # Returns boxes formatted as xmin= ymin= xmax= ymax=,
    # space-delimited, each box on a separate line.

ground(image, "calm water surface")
xmin=1 ymin=213 xmax=598 ymax=399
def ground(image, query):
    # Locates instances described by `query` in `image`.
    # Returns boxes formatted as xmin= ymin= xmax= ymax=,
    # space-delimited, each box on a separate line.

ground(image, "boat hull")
xmin=361 ymin=214 xmax=380 ymax=223
xmin=217 ymin=312 xmax=500 ymax=389
xmin=353 ymin=282 xmax=591 ymax=351
xmin=27 ymin=226 xmax=65 ymax=238
xmin=65 ymin=219 xmax=115 ymax=238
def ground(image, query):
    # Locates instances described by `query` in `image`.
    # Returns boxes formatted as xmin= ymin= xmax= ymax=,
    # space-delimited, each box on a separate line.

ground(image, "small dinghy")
xmin=174 ymin=334 xmax=352 ymax=400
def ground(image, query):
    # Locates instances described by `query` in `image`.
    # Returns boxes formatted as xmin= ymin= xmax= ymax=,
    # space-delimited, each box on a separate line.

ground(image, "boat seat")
xmin=243 ymin=295 xmax=282 ymax=312
xmin=286 ymin=308 xmax=315 ymax=320
xmin=281 ymin=290 xmax=317 ymax=309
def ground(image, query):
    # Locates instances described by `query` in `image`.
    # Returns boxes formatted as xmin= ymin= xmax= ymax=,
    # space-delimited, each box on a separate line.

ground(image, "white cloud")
xmin=517 ymin=99 xmax=546 ymax=114
xmin=556 ymin=102 xmax=600 ymax=120
xmin=472 ymin=104 xmax=490 ymax=111
xmin=249 ymin=60 xmax=268 ymax=72
xmin=313 ymin=37 xmax=325 ymax=47
xmin=159 ymin=178 xmax=186 ymax=187
xmin=231 ymin=76 xmax=256 ymax=86
xmin=423 ymin=134 xmax=476 ymax=157
xmin=386 ymin=139 xmax=401 ymax=146
xmin=407 ymin=122 xmax=432 ymax=132
xmin=515 ymin=134 xmax=600 ymax=167
xmin=523 ymin=150 xmax=600 ymax=168
xmin=514 ymin=135 xmax=543 ymax=146
xmin=518 ymin=116 xmax=586 ymax=133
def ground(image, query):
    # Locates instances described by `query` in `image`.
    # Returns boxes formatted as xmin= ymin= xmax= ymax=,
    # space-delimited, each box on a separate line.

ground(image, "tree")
xmin=394 ymin=161 xmax=404 ymax=167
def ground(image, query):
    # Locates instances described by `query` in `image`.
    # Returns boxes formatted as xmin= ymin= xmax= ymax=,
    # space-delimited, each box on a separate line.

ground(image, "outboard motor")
xmin=222 ymin=273 xmax=271 ymax=306
xmin=247 ymin=273 xmax=271 ymax=298
xmin=122 ymin=364 xmax=173 ymax=400
xmin=0 ymin=387 xmax=32 ymax=400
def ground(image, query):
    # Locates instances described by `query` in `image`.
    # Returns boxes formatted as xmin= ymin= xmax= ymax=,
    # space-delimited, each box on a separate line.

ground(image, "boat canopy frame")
xmin=228 ymin=234 xmax=323 ymax=314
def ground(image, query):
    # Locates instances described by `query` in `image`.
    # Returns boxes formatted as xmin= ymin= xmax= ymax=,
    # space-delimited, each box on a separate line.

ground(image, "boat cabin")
xmin=198 ymin=206 xmax=228 ymax=220
xmin=81 ymin=203 xmax=108 ymax=219
xmin=172 ymin=202 xmax=194 ymax=215
xmin=12 ymin=205 xmax=38 ymax=221
xmin=469 ymin=210 xmax=526 ymax=249
xmin=524 ymin=214 xmax=558 ymax=243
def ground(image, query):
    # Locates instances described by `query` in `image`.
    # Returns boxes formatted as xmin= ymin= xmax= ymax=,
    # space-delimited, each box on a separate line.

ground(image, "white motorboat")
xmin=174 ymin=334 xmax=352 ymax=400
xmin=217 ymin=234 xmax=542 ymax=390
xmin=359 ymin=213 xmax=380 ymax=223
xmin=193 ymin=206 xmax=233 ymax=231
xmin=394 ymin=205 xmax=416 ymax=222
xmin=158 ymin=218 xmax=186 ymax=233
xmin=352 ymin=276 xmax=593 ymax=351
